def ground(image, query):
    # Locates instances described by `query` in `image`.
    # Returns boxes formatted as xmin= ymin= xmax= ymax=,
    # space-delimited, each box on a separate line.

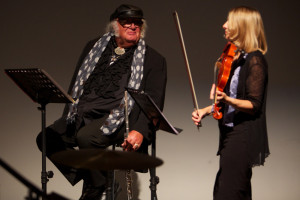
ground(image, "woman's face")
xmin=223 ymin=21 xmax=230 ymax=40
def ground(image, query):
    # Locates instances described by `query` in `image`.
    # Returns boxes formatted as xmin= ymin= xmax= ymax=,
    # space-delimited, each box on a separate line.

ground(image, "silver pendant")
xmin=114 ymin=47 xmax=125 ymax=55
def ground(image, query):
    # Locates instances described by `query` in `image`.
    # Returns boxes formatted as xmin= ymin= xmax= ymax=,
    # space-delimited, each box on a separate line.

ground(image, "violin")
xmin=213 ymin=42 xmax=237 ymax=120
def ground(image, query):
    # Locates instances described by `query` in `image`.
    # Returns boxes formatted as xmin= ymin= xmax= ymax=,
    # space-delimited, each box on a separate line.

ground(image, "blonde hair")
xmin=227 ymin=6 xmax=268 ymax=54
xmin=106 ymin=19 xmax=147 ymax=39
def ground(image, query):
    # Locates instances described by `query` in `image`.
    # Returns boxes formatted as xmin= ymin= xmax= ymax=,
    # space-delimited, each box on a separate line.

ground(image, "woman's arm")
xmin=216 ymin=90 xmax=254 ymax=114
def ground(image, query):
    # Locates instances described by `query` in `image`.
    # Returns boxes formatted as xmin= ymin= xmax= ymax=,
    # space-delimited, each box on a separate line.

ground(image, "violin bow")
xmin=173 ymin=11 xmax=202 ymax=128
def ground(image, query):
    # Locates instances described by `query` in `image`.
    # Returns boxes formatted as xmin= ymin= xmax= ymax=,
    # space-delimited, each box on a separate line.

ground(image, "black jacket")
xmin=52 ymin=37 xmax=167 ymax=145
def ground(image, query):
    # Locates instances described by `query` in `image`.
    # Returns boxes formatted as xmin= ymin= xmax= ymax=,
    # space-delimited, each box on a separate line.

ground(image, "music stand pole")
xmin=39 ymin=102 xmax=53 ymax=196
xmin=149 ymin=130 xmax=159 ymax=200
xmin=36 ymin=93 xmax=54 ymax=199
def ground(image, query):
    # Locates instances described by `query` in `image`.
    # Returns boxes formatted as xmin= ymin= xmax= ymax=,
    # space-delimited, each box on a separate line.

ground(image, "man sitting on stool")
xmin=36 ymin=4 xmax=167 ymax=200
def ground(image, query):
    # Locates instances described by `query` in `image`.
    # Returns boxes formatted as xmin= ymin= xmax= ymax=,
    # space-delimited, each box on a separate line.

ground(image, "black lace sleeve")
xmin=245 ymin=52 xmax=268 ymax=114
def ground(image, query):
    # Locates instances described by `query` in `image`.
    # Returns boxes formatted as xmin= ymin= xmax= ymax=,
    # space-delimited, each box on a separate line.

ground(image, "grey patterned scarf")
xmin=67 ymin=32 xmax=145 ymax=135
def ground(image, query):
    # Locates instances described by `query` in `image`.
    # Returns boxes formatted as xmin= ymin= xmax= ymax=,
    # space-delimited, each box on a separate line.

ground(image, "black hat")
xmin=110 ymin=4 xmax=144 ymax=21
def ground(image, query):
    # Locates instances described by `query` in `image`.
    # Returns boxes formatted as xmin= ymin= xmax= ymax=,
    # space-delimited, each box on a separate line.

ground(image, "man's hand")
xmin=121 ymin=130 xmax=144 ymax=151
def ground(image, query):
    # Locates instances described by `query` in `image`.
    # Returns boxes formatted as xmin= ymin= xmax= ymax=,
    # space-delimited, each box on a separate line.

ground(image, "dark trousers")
xmin=213 ymin=127 xmax=252 ymax=200
xmin=75 ymin=118 xmax=124 ymax=187
xmin=36 ymin=117 xmax=124 ymax=187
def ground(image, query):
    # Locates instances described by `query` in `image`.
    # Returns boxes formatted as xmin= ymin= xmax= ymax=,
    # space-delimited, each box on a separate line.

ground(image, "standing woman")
xmin=192 ymin=6 xmax=270 ymax=200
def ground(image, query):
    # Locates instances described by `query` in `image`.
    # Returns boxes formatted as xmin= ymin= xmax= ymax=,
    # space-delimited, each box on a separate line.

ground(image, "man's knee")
xmin=36 ymin=128 xmax=66 ymax=156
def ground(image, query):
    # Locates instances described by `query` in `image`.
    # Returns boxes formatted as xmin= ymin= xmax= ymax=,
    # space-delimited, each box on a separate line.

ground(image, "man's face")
xmin=116 ymin=18 xmax=143 ymax=48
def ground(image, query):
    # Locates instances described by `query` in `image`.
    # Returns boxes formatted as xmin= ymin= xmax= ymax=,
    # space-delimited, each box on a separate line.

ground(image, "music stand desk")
xmin=126 ymin=88 xmax=182 ymax=135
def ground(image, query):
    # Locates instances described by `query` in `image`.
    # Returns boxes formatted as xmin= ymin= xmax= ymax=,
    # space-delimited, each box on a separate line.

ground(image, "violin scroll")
xmin=213 ymin=106 xmax=223 ymax=120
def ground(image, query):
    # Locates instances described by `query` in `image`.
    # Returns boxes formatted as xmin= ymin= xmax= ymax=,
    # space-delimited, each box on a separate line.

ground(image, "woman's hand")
xmin=216 ymin=90 xmax=229 ymax=104
xmin=192 ymin=105 xmax=212 ymax=126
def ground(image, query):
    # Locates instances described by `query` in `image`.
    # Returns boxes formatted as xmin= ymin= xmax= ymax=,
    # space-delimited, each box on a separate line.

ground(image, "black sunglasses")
xmin=118 ymin=18 xmax=143 ymax=28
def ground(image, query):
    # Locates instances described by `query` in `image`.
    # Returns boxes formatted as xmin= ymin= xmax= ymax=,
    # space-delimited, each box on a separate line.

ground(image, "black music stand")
xmin=4 ymin=68 xmax=74 ymax=198
xmin=0 ymin=158 xmax=70 ymax=200
xmin=126 ymin=88 xmax=182 ymax=200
